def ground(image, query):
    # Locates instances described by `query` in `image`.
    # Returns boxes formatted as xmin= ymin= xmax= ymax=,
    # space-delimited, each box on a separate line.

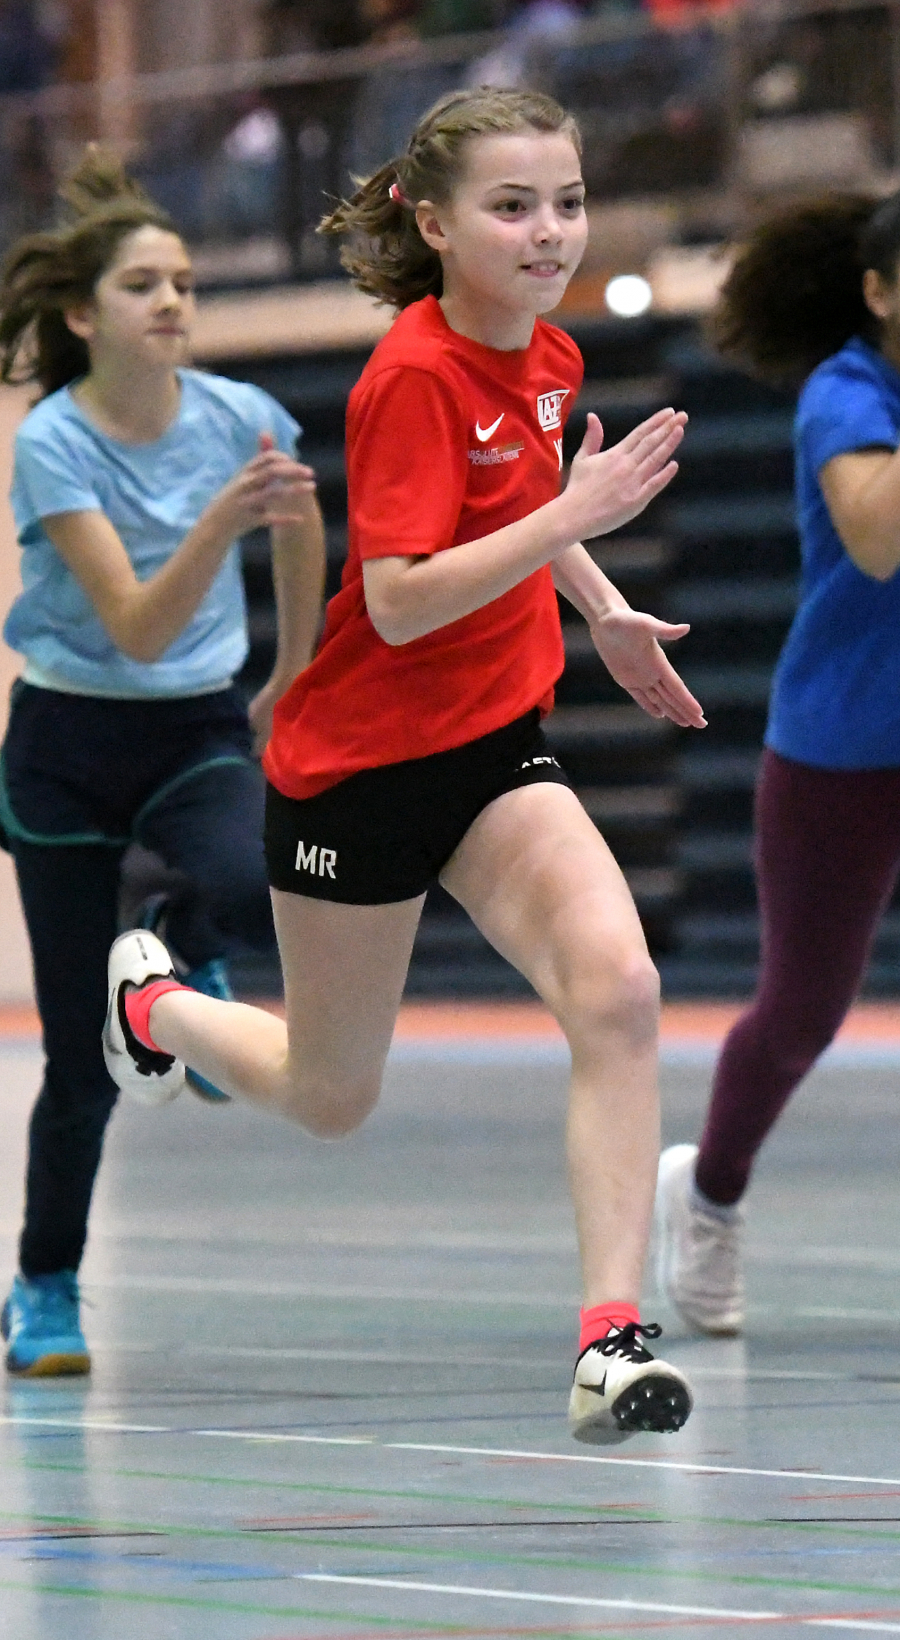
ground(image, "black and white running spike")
xmin=102 ymin=930 xmax=185 ymax=1106
xmin=568 ymin=1321 xmax=693 ymax=1445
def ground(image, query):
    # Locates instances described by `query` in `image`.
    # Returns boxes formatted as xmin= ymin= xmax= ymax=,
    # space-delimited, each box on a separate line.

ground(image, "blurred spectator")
xmin=418 ymin=0 xmax=496 ymax=35
xmin=469 ymin=0 xmax=588 ymax=89
xmin=261 ymin=0 xmax=366 ymax=275
xmin=348 ymin=0 xmax=460 ymax=179
xmin=0 ymin=0 xmax=58 ymax=93
xmin=644 ymin=0 xmax=738 ymax=15
xmin=0 ymin=1 xmax=64 ymax=250
xmin=212 ymin=99 xmax=286 ymax=237
xmin=263 ymin=0 xmax=367 ymax=52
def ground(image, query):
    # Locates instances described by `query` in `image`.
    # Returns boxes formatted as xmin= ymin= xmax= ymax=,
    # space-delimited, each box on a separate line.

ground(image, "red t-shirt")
xmin=264 ymin=294 xmax=583 ymax=799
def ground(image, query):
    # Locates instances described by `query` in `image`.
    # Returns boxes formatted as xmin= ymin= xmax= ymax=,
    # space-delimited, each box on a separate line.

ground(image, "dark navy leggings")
xmin=2 ymin=682 xmax=275 ymax=1277
xmin=695 ymin=748 xmax=900 ymax=1206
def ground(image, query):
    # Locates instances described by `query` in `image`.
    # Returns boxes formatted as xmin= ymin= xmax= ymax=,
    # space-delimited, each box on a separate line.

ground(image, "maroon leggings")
xmin=695 ymin=748 xmax=900 ymax=1206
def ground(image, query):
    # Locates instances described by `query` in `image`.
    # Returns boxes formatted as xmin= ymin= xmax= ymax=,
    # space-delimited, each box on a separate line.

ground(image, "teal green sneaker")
xmin=135 ymin=897 xmax=231 ymax=1104
xmin=1 ymin=1272 xmax=90 ymax=1377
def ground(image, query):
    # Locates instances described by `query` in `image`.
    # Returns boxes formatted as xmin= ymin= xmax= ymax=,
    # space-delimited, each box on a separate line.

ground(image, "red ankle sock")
xmin=124 ymin=979 xmax=186 ymax=1052
xmin=578 ymin=1301 xmax=641 ymax=1354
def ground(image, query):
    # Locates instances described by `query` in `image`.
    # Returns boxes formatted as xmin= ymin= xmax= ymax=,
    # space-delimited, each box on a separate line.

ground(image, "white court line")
xmin=6 ymin=1415 xmax=900 ymax=1489
xmin=82 ymin=1274 xmax=578 ymax=1306
xmin=298 ymin=1574 xmax=900 ymax=1632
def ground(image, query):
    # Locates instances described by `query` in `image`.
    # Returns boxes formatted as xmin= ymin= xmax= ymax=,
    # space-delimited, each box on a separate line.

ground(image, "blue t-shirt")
xmin=5 ymin=368 xmax=300 ymax=698
xmin=767 ymin=336 xmax=900 ymax=768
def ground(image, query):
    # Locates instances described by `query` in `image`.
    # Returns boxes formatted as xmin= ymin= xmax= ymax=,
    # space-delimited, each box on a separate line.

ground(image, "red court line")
xmin=4 ymin=997 xmax=900 ymax=1047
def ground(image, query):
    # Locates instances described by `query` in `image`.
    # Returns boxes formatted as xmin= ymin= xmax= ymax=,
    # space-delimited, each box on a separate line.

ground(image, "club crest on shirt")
xmin=537 ymin=389 xmax=570 ymax=431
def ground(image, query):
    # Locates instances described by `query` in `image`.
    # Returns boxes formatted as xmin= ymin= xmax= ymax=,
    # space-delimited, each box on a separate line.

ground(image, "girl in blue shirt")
xmin=655 ymin=192 xmax=900 ymax=1335
xmin=0 ymin=148 xmax=324 ymax=1375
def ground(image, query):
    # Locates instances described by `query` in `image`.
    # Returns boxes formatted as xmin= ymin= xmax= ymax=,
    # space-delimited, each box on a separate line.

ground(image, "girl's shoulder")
xmin=16 ymin=384 xmax=81 ymax=444
xmin=357 ymin=298 xmax=449 ymax=382
xmin=355 ymin=301 xmax=584 ymax=400
xmin=178 ymin=367 xmax=281 ymax=420
xmin=532 ymin=316 xmax=584 ymax=385
xmin=178 ymin=369 xmax=300 ymax=449
xmin=800 ymin=337 xmax=895 ymax=414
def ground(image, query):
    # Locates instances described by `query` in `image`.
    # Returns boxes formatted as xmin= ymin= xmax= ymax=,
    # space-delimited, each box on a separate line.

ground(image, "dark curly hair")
xmin=319 ymin=85 xmax=581 ymax=311
xmin=711 ymin=191 xmax=900 ymax=388
xmin=0 ymin=144 xmax=177 ymax=397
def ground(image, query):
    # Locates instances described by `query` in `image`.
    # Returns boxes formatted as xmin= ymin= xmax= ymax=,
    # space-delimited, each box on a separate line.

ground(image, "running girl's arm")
xmin=819 ymin=449 xmax=900 ymax=580
xmin=553 ymin=542 xmax=706 ymax=729
xmin=363 ymin=409 xmax=685 ymax=646
xmin=247 ymin=499 xmax=327 ymax=752
xmin=42 ymin=441 xmax=316 ymax=663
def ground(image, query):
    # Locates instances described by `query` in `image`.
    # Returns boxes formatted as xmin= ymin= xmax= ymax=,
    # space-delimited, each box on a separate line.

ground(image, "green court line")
xmin=10 ymin=1460 xmax=661 ymax=1518
xmin=0 ymin=1574 xmax=469 ymax=1630
xmin=11 ymin=1462 xmax=900 ymax=1546
xmin=3 ymin=1500 xmax=900 ymax=1604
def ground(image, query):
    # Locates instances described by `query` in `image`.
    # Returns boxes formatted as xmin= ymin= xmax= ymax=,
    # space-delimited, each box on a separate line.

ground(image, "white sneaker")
xmin=655 ymin=1143 xmax=744 ymax=1335
xmin=568 ymin=1321 xmax=693 ymax=1445
xmin=102 ymin=930 xmax=185 ymax=1106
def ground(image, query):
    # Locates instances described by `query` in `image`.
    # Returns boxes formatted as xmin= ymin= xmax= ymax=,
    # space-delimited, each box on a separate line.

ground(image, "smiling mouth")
xmin=522 ymin=262 xmax=564 ymax=276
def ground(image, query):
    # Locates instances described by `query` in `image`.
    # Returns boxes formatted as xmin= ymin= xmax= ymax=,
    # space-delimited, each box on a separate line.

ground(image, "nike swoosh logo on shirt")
xmin=475 ymin=414 xmax=504 ymax=442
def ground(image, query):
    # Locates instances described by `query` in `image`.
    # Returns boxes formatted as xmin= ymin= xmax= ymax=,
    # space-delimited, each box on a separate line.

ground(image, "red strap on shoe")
xmin=124 ymin=978 xmax=186 ymax=1052
xmin=578 ymin=1301 xmax=641 ymax=1354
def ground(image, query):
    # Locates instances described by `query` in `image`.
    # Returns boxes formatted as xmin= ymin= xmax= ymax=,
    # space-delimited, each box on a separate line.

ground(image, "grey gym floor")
xmin=3 ymin=1027 xmax=900 ymax=1638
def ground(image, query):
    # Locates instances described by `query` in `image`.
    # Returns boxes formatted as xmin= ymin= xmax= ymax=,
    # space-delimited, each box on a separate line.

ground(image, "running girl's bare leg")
xmin=440 ymin=783 xmax=659 ymax=1307
xmin=146 ymin=893 xmax=425 ymax=1135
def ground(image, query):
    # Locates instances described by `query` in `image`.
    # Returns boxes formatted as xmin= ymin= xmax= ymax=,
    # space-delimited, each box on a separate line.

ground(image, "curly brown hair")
xmin=0 ymin=145 xmax=178 ymax=397
xmin=711 ymin=191 xmax=900 ymax=388
xmin=319 ymin=85 xmax=581 ymax=311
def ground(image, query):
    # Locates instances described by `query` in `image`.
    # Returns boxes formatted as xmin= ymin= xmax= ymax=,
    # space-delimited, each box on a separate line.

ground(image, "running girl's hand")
xmin=248 ymin=677 xmax=283 ymax=757
xmin=561 ymin=410 xmax=686 ymax=540
xmin=589 ymin=606 xmax=707 ymax=729
xmin=204 ymin=432 xmax=317 ymax=538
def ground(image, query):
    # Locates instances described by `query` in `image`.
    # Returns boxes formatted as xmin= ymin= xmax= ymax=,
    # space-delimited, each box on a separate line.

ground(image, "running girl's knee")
xmin=564 ymin=949 xmax=660 ymax=1056
xmin=280 ymin=1066 xmax=383 ymax=1138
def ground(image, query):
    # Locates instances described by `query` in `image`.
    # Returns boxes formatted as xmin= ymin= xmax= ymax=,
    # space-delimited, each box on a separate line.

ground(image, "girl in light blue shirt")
xmin=0 ymin=146 xmax=324 ymax=1376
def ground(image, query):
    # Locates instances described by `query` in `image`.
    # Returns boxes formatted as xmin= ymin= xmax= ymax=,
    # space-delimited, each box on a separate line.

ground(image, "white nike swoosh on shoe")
xmin=475 ymin=414 xmax=504 ymax=442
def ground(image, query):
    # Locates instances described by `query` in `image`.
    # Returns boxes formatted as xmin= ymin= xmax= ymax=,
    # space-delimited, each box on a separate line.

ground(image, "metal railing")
xmin=0 ymin=0 xmax=898 ymax=281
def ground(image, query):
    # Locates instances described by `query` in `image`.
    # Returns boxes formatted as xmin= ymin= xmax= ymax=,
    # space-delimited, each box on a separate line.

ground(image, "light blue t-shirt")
xmin=767 ymin=336 xmax=900 ymax=768
xmin=5 ymin=368 xmax=300 ymax=698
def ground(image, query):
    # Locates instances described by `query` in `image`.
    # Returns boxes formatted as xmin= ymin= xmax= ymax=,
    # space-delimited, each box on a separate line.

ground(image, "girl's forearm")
xmin=363 ymin=492 xmax=580 ymax=645
xmin=551 ymin=543 xmax=630 ymax=623
xmin=267 ymin=503 xmax=327 ymax=690
xmin=113 ymin=509 xmax=239 ymax=660
xmin=45 ymin=505 xmax=239 ymax=664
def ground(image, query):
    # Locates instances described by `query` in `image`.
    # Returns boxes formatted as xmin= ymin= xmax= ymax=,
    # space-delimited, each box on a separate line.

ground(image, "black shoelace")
xmin=590 ymin=1321 xmax=663 ymax=1364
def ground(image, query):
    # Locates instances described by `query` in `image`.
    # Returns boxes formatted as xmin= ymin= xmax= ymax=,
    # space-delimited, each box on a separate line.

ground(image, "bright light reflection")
xmin=605 ymin=274 xmax=653 ymax=318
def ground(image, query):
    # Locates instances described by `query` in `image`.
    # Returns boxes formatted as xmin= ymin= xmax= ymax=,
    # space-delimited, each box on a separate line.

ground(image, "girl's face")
xmin=67 ymin=225 xmax=195 ymax=369
xmin=418 ymin=130 xmax=588 ymax=324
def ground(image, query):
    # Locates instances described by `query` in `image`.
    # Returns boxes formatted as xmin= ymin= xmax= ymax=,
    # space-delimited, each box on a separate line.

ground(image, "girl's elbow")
xmin=365 ymin=597 xmax=415 ymax=646
xmin=848 ymin=539 xmax=899 ymax=581
xmin=111 ymin=622 xmax=166 ymax=663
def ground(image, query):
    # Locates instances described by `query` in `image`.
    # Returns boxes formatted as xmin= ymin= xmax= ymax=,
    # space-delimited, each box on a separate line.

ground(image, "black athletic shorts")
xmin=264 ymin=708 xmax=572 ymax=904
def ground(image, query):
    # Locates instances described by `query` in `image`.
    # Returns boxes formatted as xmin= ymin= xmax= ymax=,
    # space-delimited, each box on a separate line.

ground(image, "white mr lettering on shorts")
xmin=294 ymin=841 xmax=338 ymax=879
xmin=537 ymin=389 xmax=570 ymax=431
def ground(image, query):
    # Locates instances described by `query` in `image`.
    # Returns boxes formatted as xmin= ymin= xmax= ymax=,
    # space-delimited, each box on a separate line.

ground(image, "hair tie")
xmin=389 ymin=181 xmax=410 ymax=206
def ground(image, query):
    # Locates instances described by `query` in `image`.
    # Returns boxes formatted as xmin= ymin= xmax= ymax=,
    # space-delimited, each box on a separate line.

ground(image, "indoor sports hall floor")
xmin=3 ymin=1000 xmax=900 ymax=1640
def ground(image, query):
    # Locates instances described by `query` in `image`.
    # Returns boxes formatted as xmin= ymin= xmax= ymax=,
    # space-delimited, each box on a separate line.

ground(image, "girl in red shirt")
xmin=103 ymin=85 xmax=705 ymax=1444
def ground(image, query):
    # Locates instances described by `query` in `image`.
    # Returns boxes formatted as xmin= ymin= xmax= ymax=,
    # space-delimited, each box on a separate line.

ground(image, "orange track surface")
xmin=2 ymin=998 xmax=900 ymax=1044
